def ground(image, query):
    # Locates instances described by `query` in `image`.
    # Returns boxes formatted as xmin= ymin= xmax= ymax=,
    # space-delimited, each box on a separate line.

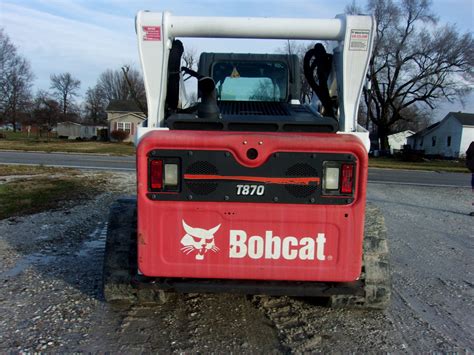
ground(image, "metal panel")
xmin=169 ymin=16 xmax=345 ymax=40
xmin=136 ymin=130 xmax=368 ymax=282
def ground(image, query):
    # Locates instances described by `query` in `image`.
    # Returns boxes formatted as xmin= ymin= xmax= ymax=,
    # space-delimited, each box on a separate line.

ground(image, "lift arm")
xmin=135 ymin=11 xmax=375 ymax=134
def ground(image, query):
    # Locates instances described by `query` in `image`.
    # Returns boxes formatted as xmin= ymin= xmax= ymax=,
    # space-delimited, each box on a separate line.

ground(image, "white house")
xmin=57 ymin=121 xmax=107 ymax=140
xmin=106 ymin=100 xmax=146 ymax=142
xmin=407 ymin=112 xmax=474 ymax=158
xmin=387 ymin=130 xmax=414 ymax=154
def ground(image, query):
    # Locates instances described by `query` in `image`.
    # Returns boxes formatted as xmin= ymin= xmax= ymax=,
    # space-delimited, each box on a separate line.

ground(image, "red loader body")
xmin=137 ymin=130 xmax=367 ymax=282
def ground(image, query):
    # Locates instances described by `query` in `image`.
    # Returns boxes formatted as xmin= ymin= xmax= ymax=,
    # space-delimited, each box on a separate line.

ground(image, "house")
xmin=407 ymin=112 xmax=474 ymax=158
xmin=57 ymin=121 xmax=107 ymax=140
xmin=106 ymin=100 xmax=146 ymax=142
xmin=387 ymin=130 xmax=414 ymax=154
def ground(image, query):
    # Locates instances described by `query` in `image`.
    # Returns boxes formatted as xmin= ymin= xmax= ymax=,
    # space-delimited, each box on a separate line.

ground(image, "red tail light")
xmin=150 ymin=159 xmax=163 ymax=190
xmin=341 ymin=163 xmax=354 ymax=194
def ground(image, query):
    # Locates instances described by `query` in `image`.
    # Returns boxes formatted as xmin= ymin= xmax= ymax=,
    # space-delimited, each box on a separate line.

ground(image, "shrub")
xmin=97 ymin=129 xmax=108 ymax=141
xmin=110 ymin=130 xmax=129 ymax=142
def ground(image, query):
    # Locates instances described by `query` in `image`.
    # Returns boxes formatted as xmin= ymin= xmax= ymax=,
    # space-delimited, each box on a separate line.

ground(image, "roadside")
xmin=369 ymin=157 xmax=468 ymax=173
xmin=0 ymin=131 xmax=134 ymax=156
xmin=0 ymin=166 xmax=107 ymax=220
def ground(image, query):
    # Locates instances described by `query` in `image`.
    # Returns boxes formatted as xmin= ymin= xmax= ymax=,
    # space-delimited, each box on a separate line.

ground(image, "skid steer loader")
xmin=103 ymin=11 xmax=391 ymax=309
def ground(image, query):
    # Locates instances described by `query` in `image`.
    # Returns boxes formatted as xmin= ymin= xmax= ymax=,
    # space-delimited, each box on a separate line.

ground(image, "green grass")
xmin=0 ymin=165 xmax=74 ymax=177
xmin=0 ymin=165 xmax=106 ymax=220
xmin=0 ymin=130 xmax=135 ymax=156
xmin=369 ymin=157 xmax=469 ymax=173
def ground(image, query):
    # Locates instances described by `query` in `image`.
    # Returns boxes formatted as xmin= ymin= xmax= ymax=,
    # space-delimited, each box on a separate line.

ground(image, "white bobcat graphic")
xmin=180 ymin=220 xmax=221 ymax=260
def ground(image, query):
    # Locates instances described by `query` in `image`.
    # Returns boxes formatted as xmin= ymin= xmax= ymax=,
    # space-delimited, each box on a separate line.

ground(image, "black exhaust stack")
xmin=197 ymin=77 xmax=220 ymax=119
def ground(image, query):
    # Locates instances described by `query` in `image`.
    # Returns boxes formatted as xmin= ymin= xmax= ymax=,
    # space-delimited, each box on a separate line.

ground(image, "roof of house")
xmin=409 ymin=121 xmax=441 ymax=138
xmin=388 ymin=130 xmax=415 ymax=138
xmin=409 ymin=112 xmax=473 ymax=138
xmin=450 ymin=112 xmax=474 ymax=126
xmin=107 ymin=111 xmax=146 ymax=122
xmin=106 ymin=100 xmax=143 ymax=112
xmin=57 ymin=121 xmax=81 ymax=126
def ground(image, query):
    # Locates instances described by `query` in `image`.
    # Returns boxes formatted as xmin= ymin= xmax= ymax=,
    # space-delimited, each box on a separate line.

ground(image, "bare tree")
xmin=84 ymin=85 xmax=107 ymax=123
xmin=348 ymin=0 xmax=473 ymax=149
xmin=50 ymin=72 xmax=81 ymax=117
xmin=32 ymin=90 xmax=61 ymax=132
xmin=0 ymin=29 xmax=34 ymax=131
xmin=279 ymin=40 xmax=314 ymax=103
xmin=97 ymin=65 xmax=146 ymax=104
xmin=182 ymin=47 xmax=197 ymax=70
xmin=250 ymin=80 xmax=277 ymax=101
xmin=97 ymin=68 xmax=129 ymax=102
xmin=121 ymin=65 xmax=147 ymax=115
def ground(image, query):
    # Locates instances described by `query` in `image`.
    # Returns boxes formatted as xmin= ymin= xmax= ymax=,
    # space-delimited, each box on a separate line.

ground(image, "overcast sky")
xmin=1 ymin=0 xmax=473 ymax=121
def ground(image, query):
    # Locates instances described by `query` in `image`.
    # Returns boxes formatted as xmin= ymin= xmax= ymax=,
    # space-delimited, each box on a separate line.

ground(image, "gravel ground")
xmin=367 ymin=182 xmax=473 ymax=352
xmin=0 ymin=172 xmax=472 ymax=352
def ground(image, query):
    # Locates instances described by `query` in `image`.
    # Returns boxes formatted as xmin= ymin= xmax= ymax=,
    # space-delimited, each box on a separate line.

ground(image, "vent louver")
xmin=218 ymin=101 xmax=290 ymax=116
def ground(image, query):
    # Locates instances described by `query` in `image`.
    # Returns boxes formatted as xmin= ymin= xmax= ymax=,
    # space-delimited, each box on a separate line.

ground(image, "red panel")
xmin=136 ymin=130 xmax=368 ymax=282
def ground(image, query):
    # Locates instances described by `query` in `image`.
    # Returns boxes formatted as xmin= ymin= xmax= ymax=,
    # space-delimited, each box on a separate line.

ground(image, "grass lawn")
xmin=0 ymin=165 xmax=75 ymax=177
xmin=0 ymin=130 xmax=134 ymax=156
xmin=0 ymin=165 xmax=106 ymax=220
xmin=369 ymin=157 xmax=469 ymax=173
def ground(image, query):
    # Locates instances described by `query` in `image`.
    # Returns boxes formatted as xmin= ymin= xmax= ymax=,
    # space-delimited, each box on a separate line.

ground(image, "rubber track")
xmin=102 ymin=198 xmax=169 ymax=306
xmin=329 ymin=204 xmax=391 ymax=309
xmin=253 ymin=205 xmax=391 ymax=352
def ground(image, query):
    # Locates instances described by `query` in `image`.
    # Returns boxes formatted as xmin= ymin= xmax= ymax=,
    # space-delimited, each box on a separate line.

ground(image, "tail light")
xmin=323 ymin=161 xmax=355 ymax=196
xmin=149 ymin=158 xmax=180 ymax=192
xmin=150 ymin=159 xmax=163 ymax=190
xmin=341 ymin=163 xmax=354 ymax=194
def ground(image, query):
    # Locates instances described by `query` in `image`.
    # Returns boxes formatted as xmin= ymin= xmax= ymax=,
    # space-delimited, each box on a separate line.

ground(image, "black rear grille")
xmin=218 ymin=101 xmax=290 ymax=116
xmin=185 ymin=161 xmax=219 ymax=195
xmin=186 ymin=161 xmax=218 ymax=175
xmin=148 ymin=149 xmax=355 ymax=205
xmin=285 ymin=163 xmax=318 ymax=198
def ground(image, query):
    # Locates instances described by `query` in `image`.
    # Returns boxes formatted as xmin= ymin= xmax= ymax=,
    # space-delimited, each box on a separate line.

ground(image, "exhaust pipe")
xmin=197 ymin=77 xmax=220 ymax=119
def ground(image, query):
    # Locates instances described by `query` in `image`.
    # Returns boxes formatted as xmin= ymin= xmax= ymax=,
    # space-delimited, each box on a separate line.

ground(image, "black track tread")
xmin=102 ymin=198 xmax=170 ymax=306
xmin=330 ymin=204 xmax=391 ymax=309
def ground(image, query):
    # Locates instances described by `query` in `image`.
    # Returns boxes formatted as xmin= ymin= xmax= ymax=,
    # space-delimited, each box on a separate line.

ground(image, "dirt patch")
xmin=0 ymin=166 xmax=107 ymax=220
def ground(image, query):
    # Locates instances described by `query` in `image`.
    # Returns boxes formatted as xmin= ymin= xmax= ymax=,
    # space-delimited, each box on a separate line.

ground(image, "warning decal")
xmin=349 ymin=30 xmax=369 ymax=51
xmin=142 ymin=26 xmax=161 ymax=41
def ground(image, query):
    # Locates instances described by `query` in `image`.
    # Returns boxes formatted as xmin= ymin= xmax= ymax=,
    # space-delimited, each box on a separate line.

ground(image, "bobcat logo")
xmin=180 ymin=220 xmax=221 ymax=260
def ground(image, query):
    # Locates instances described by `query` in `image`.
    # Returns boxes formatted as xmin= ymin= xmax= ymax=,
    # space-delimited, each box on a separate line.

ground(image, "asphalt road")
xmin=0 ymin=150 xmax=471 ymax=187
xmin=368 ymin=168 xmax=470 ymax=187
xmin=0 ymin=150 xmax=135 ymax=171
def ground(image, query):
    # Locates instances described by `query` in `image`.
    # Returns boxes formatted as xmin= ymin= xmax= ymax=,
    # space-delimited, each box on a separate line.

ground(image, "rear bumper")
xmin=136 ymin=130 xmax=368 ymax=282
xmin=133 ymin=276 xmax=364 ymax=298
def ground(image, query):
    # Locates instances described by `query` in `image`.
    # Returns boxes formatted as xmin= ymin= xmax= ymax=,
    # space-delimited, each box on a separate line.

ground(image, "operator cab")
xmin=200 ymin=53 xmax=296 ymax=103
xmin=165 ymin=46 xmax=339 ymax=133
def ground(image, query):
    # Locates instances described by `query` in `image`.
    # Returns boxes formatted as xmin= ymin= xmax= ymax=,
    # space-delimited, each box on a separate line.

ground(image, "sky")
xmin=1 ymin=0 xmax=473 ymax=121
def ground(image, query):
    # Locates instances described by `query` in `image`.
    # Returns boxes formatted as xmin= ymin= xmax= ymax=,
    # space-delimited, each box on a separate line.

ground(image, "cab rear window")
xmin=212 ymin=60 xmax=288 ymax=102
